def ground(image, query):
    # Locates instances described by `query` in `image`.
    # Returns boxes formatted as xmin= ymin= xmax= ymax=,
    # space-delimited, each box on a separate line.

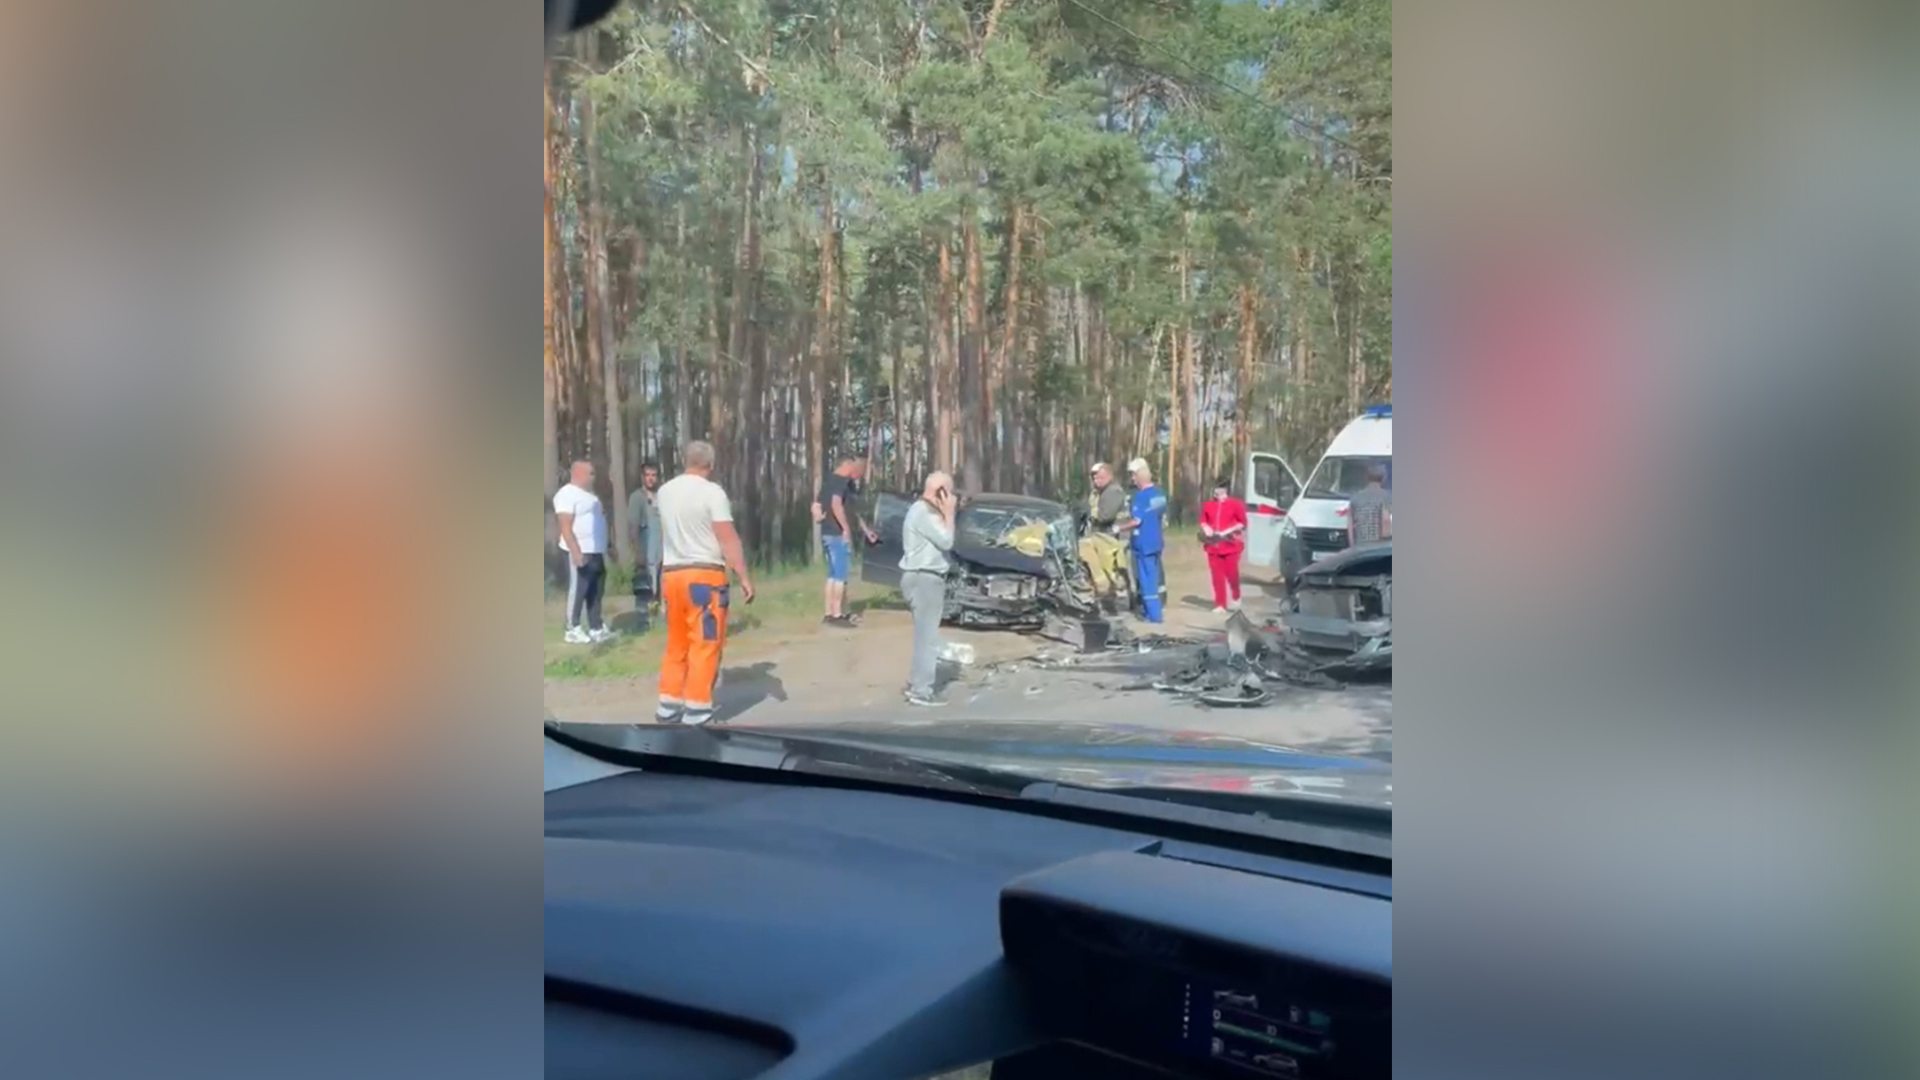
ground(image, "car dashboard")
xmin=544 ymin=731 xmax=1391 ymax=1080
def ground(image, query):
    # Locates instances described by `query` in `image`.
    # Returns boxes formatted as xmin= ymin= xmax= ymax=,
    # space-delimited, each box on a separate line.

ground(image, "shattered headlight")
xmin=1280 ymin=516 xmax=1299 ymax=539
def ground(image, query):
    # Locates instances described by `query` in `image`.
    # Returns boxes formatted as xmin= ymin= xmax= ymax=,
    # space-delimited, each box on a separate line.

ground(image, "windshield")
xmin=956 ymin=504 xmax=1076 ymax=556
xmin=542 ymin=0 xmax=1391 ymax=813
xmin=1304 ymin=456 xmax=1395 ymax=500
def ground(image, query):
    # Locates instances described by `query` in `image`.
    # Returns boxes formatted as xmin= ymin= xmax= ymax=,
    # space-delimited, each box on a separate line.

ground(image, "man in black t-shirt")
xmin=811 ymin=457 xmax=879 ymax=626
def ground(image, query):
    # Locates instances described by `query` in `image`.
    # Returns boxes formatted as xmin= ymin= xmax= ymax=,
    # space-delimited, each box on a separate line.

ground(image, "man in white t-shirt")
xmin=553 ymin=460 xmax=614 ymax=644
xmin=653 ymin=440 xmax=754 ymax=726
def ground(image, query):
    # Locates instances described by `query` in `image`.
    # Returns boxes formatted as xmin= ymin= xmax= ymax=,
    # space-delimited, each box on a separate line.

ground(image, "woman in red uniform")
xmin=1198 ymin=478 xmax=1248 ymax=613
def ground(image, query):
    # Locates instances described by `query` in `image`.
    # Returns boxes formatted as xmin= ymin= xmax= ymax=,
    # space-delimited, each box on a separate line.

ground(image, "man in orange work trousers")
xmin=653 ymin=440 xmax=755 ymax=726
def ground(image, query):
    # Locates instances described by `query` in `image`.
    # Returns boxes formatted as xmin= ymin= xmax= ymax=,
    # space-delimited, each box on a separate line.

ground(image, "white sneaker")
xmin=588 ymin=626 xmax=618 ymax=643
xmin=563 ymin=626 xmax=590 ymax=644
xmin=1212 ymin=606 xmax=1227 ymax=615
xmin=1228 ymin=599 xmax=1243 ymax=611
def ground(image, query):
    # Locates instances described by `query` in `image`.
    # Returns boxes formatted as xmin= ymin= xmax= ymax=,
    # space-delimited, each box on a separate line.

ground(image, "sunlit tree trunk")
xmin=726 ymin=123 xmax=761 ymax=503
xmin=933 ymin=238 xmax=955 ymax=473
xmin=806 ymin=177 xmax=834 ymax=562
xmin=1236 ymin=282 xmax=1257 ymax=475
xmin=959 ymin=207 xmax=986 ymax=493
xmin=579 ymin=45 xmax=629 ymax=564
xmin=996 ymin=201 xmax=1025 ymax=488
xmin=542 ymin=65 xmax=561 ymax=501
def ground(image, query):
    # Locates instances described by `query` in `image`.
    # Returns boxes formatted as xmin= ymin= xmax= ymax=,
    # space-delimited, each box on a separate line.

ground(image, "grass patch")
xmin=544 ymin=558 xmax=890 ymax=680
xmin=542 ymin=542 xmax=1236 ymax=680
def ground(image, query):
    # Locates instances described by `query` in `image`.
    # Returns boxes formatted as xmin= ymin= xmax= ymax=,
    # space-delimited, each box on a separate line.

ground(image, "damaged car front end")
xmin=1284 ymin=540 xmax=1392 ymax=675
xmin=1141 ymin=543 xmax=1392 ymax=706
xmin=863 ymin=493 xmax=1107 ymax=642
xmin=942 ymin=495 xmax=1093 ymax=630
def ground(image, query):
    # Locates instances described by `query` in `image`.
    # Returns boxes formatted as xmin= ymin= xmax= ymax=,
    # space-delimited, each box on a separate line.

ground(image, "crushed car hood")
xmin=547 ymin=717 xmax=1391 ymax=811
xmin=951 ymin=541 xmax=1049 ymax=575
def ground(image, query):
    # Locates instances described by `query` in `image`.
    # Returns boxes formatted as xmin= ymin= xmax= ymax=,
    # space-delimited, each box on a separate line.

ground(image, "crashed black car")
xmin=1283 ymin=540 xmax=1392 ymax=674
xmin=861 ymin=492 xmax=1104 ymax=634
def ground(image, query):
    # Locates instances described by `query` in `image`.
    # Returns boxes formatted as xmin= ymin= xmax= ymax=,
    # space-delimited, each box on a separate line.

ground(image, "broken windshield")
xmin=956 ymin=504 xmax=1075 ymax=556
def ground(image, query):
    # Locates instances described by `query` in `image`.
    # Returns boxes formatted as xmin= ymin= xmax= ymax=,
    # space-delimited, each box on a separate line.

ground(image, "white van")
xmin=1242 ymin=404 xmax=1392 ymax=580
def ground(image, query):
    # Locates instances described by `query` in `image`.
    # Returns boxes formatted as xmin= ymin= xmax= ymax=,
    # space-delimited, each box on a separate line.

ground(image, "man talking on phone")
xmin=898 ymin=471 xmax=957 ymax=707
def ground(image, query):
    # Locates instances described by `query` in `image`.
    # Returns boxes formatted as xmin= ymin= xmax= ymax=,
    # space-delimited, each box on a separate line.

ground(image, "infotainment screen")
xmin=1000 ymin=865 xmax=1390 ymax=1080
xmin=1181 ymin=982 xmax=1343 ymax=1078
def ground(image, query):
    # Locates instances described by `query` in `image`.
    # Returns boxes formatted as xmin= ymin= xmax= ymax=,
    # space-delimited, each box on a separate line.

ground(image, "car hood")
xmin=1300 ymin=540 xmax=1393 ymax=576
xmin=546 ymin=717 xmax=1391 ymax=811
xmin=951 ymin=541 xmax=1050 ymax=576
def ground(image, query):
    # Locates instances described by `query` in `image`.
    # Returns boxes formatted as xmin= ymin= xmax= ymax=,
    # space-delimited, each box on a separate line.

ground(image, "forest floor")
xmin=542 ymin=545 xmax=1393 ymax=760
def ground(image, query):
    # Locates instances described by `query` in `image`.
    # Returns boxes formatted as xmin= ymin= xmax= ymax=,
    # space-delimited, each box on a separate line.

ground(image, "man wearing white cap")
xmin=1116 ymin=457 xmax=1168 ymax=623
xmin=1078 ymin=461 xmax=1130 ymax=612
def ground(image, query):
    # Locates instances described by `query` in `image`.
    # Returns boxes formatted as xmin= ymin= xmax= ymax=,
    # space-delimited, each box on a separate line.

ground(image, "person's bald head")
xmin=921 ymin=471 xmax=953 ymax=499
xmin=569 ymin=460 xmax=594 ymax=487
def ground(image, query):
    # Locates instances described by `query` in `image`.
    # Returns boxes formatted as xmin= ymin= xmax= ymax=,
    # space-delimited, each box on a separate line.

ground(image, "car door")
xmin=1241 ymin=451 xmax=1302 ymax=569
xmin=860 ymin=491 xmax=910 ymax=588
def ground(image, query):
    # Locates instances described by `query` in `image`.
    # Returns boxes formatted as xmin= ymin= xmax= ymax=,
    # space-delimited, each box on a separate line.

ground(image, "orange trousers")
xmin=658 ymin=566 xmax=731 ymax=714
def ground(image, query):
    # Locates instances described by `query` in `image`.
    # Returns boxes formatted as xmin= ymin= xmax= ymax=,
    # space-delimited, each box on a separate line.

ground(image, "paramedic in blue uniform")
xmin=1117 ymin=457 xmax=1168 ymax=623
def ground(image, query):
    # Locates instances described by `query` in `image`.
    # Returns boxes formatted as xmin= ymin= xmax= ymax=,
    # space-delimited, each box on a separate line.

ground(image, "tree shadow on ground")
xmin=607 ymin=605 xmax=657 ymax=635
xmin=852 ymin=593 xmax=908 ymax=614
xmin=716 ymin=661 xmax=788 ymax=722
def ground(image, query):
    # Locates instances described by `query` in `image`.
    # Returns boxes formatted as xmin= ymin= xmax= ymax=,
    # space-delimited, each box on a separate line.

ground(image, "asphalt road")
xmin=546 ymin=578 xmax=1392 ymax=766
xmin=712 ymin=639 xmax=1393 ymax=764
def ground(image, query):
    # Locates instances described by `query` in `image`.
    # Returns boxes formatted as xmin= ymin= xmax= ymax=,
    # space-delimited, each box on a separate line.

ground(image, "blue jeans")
xmin=822 ymin=535 xmax=851 ymax=582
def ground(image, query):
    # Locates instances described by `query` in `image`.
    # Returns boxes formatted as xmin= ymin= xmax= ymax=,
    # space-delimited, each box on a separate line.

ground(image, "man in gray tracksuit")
xmin=899 ymin=471 xmax=957 ymax=707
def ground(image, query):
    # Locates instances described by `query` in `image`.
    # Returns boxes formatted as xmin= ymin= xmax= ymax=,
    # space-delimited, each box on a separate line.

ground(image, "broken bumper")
xmin=1284 ymin=613 xmax=1391 ymax=653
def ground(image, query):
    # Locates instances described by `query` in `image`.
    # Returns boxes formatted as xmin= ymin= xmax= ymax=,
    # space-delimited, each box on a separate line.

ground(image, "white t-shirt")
xmin=552 ymin=483 xmax=607 ymax=555
xmin=656 ymin=473 xmax=734 ymax=568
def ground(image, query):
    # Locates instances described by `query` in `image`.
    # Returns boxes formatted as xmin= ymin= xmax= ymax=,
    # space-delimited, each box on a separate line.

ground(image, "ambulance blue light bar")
xmin=1362 ymin=404 xmax=1392 ymax=418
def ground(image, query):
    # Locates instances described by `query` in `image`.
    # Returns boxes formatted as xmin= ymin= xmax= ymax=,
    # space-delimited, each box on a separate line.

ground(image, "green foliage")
xmin=552 ymin=0 xmax=1389 ymax=557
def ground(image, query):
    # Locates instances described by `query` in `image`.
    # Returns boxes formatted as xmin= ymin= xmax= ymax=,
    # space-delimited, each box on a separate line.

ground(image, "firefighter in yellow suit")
xmin=1078 ymin=462 xmax=1131 ymax=612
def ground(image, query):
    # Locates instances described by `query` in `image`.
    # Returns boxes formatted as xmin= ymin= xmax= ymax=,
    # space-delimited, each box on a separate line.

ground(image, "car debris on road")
xmin=921 ymin=540 xmax=1391 ymax=712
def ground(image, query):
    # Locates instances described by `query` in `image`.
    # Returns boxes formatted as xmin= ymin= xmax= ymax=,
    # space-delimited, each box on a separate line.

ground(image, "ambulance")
xmin=1242 ymin=404 xmax=1392 ymax=582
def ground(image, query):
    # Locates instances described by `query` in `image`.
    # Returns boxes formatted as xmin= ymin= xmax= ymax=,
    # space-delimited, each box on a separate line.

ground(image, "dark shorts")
xmin=822 ymin=535 xmax=851 ymax=582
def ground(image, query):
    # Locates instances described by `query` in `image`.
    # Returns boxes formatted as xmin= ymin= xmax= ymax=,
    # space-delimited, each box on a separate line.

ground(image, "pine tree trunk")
xmin=889 ymin=319 xmax=905 ymax=488
xmin=727 ymin=124 xmax=762 ymax=505
xmin=705 ymin=262 xmax=723 ymax=444
xmin=996 ymin=202 xmax=1024 ymax=488
xmin=959 ymin=206 xmax=986 ymax=493
xmin=1236 ymin=282 xmax=1256 ymax=478
xmin=807 ymin=178 xmax=834 ymax=564
xmin=1169 ymin=227 xmax=1191 ymax=508
xmin=933 ymin=239 xmax=955 ymax=473
xmin=542 ymin=65 xmax=561 ymax=500
xmin=580 ymin=64 xmax=629 ymax=565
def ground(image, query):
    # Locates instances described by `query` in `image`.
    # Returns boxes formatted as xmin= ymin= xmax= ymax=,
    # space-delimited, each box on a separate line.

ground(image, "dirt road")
xmin=543 ymin=564 xmax=1392 ymax=762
